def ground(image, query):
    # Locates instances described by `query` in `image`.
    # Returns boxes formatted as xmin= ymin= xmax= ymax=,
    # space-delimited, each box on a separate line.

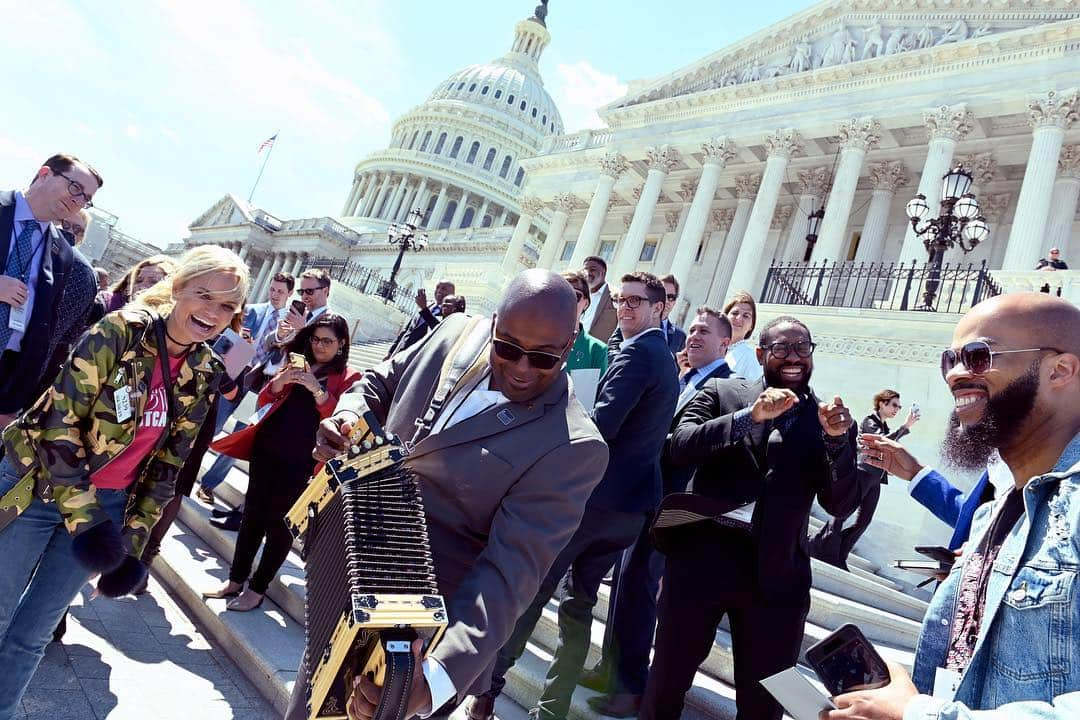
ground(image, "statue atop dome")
xmin=532 ymin=0 xmax=548 ymax=26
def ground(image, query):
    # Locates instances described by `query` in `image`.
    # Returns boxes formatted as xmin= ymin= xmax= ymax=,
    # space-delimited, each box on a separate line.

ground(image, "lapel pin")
xmin=497 ymin=409 xmax=515 ymax=426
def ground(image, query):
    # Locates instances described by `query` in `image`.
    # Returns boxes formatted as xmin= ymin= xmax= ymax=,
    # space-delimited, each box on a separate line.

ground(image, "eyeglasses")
xmin=310 ymin=336 xmax=338 ymax=348
xmin=887 ymin=400 xmax=902 ymax=409
xmin=60 ymin=218 xmax=85 ymax=236
xmin=940 ymin=341 xmax=1061 ymax=379
xmin=612 ymin=294 xmax=651 ymax=309
xmin=762 ymin=340 xmax=816 ymax=359
xmin=491 ymin=336 xmax=566 ymax=370
xmin=573 ymin=291 xmax=585 ymax=302
xmin=55 ymin=171 xmax=94 ymax=208
xmin=665 ymin=293 xmax=678 ymax=301
xmin=298 ymin=285 xmax=329 ymax=296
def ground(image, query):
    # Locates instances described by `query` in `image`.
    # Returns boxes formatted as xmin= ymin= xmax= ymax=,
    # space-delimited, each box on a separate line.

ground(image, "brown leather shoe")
xmin=465 ymin=695 xmax=495 ymax=720
xmin=586 ymin=693 xmax=641 ymax=718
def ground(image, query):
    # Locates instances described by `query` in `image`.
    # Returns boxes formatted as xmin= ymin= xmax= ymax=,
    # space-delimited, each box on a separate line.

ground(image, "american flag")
xmin=257 ymin=132 xmax=278 ymax=154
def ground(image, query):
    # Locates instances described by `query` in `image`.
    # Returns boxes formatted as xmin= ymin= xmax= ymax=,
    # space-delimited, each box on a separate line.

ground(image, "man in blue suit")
xmin=473 ymin=272 xmax=678 ymax=720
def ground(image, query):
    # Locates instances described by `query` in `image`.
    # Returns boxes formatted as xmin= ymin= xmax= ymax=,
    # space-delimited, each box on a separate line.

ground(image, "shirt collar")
xmin=590 ymin=283 xmax=606 ymax=299
xmin=689 ymin=356 xmax=728 ymax=384
xmin=13 ymin=192 xmax=49 ymax=233
xmin=622 ymin=325 xmax=662 ymax=350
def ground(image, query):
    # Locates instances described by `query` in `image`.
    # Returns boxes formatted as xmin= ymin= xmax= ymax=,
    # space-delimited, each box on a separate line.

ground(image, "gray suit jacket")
xmin=338 ymin=313 xmax=609 ymax=699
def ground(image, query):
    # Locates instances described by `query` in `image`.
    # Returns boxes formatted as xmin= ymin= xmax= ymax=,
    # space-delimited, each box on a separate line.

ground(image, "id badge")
xmin=7 ymin=304 xmax=26 ymax=333
xmin=932 ymin=667 xmax=961 ymax=701
xmin=114 ymin=386 xmax=133 ymax=423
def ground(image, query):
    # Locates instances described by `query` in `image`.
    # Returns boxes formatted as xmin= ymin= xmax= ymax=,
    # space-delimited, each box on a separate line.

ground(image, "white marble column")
xmin=611 ymin=145 xmax=680 ymax=278
xmin=258 ymin=253 xmax=285 ymax=299
xmin=250 ymin=255 xmax=272 ymax=300
xmin=654 ymin=207 xmax=688 ymax=273
xmin=476 ymin=198 xmax=490 ymax=228
xmin=496 ymin=207 xmax=510 ymax=228
xmin=897 ymin=104 xmax=975 ymax=263
xmin=353 ymin=174 xmax=374 ymax=216
xmin=706 ymin=174 xmax=759 ymax=306
xmin=537 ymin=193 xmax=579 ymax=269
xmin=428 ymin=183 xmax=449 ymax=229
xmin=755 ymin=204 xmax=796 ymax=292
xmin=357 ymin=173 xmax=377 ymax=217
xmin=1045 ymin=145 xmax=1080 ymax=258
xmin=686 ymin=208 xmax=731 ymax=310
xmin=1005 ymin=90 xmax=1079 ymax=269
xmin=502 ymin=197 xmax=545 ymax=276
xmin=369 ymin=173 xmax=393 ymax=219
xmin=568 ymin=152 xmax=629 ymax=268
xmin=727 ymin=129 xmax=802 ymax=297
xmin=982 ymin=194 xmax=1013 ymax=269
xmin=669 ymin=137 xmax=736 ymax=287
xmin=782 ymin=166 xmax=830 ymax=261
xmin=237 ymin=243 xmax=249 ymax=262
xmin=815 ymin=118 xmax=881 ymax=261
xmin=856 ymin=160 xmax=909 ymax=262
xmin=450 ymin=191 xmax=470 ymax=230
xmin=396 ymin=182 xmax=418 ymax=223
xmin=386 ymin=174 xmax=410 ymax=222
xmin=341 ymin=175 xmax=361 ymax=216
xmin=289 ymin=253 xmax=305 ymax=277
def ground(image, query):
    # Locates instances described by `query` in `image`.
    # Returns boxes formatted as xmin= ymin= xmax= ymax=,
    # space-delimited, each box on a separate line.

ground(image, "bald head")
xmin=497 ymin=269 xmax=578 ymax=332
xmin=960 ymin=292 xmax=1080 ymax=357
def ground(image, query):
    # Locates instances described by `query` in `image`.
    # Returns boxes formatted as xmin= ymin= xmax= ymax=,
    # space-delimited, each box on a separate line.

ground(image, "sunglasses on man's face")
xmin=491 ymin=337 xmax=565 ymax=370
xmin=940 ymin=341 xmax=1061 ymax=379
xmin=298 ymin=285 xmax=329 ymax=296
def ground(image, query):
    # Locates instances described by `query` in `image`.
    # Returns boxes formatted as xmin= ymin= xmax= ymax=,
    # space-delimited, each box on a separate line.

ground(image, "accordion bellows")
xmin=287 ymin=427 xmax=447 ymax=720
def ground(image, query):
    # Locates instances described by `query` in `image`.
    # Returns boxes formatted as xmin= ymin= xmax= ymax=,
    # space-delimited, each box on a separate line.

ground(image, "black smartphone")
xmin=915 ymin=545 xmax=957 ymax=566
xmin=805 ymin=624 xmax=890 ymax=696
xmin=290 ymin=299 xmax=306 ymax=316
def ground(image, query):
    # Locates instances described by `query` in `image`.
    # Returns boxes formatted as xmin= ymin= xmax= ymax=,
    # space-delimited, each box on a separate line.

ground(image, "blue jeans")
xmin=0 ymin=456 xmax=129 ymax=720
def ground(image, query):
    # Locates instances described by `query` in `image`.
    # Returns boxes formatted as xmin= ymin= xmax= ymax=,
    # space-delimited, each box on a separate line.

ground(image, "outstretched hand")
xmin=347 ymin=638 xmax=430 ymax=720
xmin=860 ymin=435 xmax=923 ymax=481
xmin=818 ymin=396 xmax=853 ymax=437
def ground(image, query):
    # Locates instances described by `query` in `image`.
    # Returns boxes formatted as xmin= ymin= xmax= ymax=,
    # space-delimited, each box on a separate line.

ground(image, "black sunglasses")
xmin=491 ymin=337 xmax=566 ymax=370
xmin=940 ymin=341 xmax=1061 ymax=379
xmin=297 ymin=285 xmax=329 ymax=296
xmin=665 ymin=293 xmax=678 ymax=301
xmin=762 ymin=340 xmax=816 ymax=359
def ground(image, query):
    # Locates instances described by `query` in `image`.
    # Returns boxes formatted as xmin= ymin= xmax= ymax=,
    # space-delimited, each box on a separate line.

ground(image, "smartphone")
xmin=290 ymin=299 xmax=307 ymax=316
xmin=915 ymin=545 xmax=956 ymax=566
xmin=288 ymin=352 xmax=307 ymax=370
xmin=805 ymin=624 xmax=890 ymax=696
xmin=911 ymin=402 xmax=921 ymax=415
xmin=212 ymin=328 xmax=257 ymax=379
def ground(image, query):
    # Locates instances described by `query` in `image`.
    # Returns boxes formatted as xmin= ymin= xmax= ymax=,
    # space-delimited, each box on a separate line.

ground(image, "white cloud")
xmin=0 ymin=136 xmax=43 ymax=179
xmin=551 ymin=61 xmax=628 ymax=132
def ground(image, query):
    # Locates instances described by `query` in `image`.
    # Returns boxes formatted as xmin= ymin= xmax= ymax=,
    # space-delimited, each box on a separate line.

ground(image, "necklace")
xmin=164 ymin=325 xmax=196 ymax=354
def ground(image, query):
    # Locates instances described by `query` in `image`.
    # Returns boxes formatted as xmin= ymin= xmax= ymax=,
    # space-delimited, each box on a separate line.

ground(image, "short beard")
xmin=941 ymin=361 xmax=1040 ymax=472
xmin=763 ymin=363 xmax=812 ymax=393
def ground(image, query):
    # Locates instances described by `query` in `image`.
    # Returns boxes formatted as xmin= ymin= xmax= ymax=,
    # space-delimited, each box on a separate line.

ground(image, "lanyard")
xmin=7 ymin=222 xmax=46 ymax=282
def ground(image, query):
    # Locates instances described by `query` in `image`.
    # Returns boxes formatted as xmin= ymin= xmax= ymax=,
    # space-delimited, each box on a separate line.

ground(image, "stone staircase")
xmin=349 ymin=339 xmax=393 ymax=372
xmin=151 ymin=448 xmax=928 ymax=719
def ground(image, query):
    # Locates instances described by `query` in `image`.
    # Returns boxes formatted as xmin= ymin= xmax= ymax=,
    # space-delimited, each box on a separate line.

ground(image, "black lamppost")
xmin=803 ymin=205 xmax=825 ymax=262
xmin=379 ymin=208 xmax=428 ymax=302
xmin=905 ymin=164 xmax=990 ymax=310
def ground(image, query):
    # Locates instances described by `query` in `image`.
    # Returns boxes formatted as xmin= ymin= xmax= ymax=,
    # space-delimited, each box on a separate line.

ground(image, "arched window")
xmin=466 ymin=141 xmax=480 ymax=164
xmin=457 ymin=82 xmax=465 ymax=90
xmin=531 ymin=108 xmax=538 ymax=118
xmin=469 ymin=83 xmax=477 ymax=92
xmin=422 ymin=194 xmax=438 ymax=226
xmin=494 ymin=89 xmax=502 ymax=99
xmin=419 ymin=130 xmax=432 ymax=152
xmin=542 ymin=114 xmax=547 ymax=125
xmin=514 ymin=168 xmax=525 ymax=187
xmin=460 ymin=207 xmax=476 ymax=228
xmin=408 ymin=131 xmax=419 ymax=150
xmin=481 ymin=85 xmax=489 ymax=95
xmin=483 ymin=148 xmax=497 ymax=171
xmin=449 ymin=136 xmax=463 ymax=159
xmin=499 ymin=155 xmax=512 ymax=178
xmin=440 ymin=201 xmax=457 ymax=230
xmin=519 ymin=100 xmax=527 ymax=111
xmin=481 ymin=214 xmax=493 ymax=228
xmin=433 ymin=132 xmax=447 ymax=154
xmin=507 ymin=94 xmax=515 ymax=105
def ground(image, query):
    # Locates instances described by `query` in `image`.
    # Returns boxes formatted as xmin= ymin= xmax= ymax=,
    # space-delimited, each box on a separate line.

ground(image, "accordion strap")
xmin=411 ymin=316 xmax=489 ymax=447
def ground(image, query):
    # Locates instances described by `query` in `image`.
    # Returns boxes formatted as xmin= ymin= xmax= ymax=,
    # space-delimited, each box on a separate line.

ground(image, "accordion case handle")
xmin=371 ymin=629 xmax=420 ymax=720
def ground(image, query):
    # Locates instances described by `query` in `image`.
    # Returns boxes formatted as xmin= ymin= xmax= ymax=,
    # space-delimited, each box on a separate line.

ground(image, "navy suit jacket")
xmin=910 ymin=469 xmax=993 ymax=550
xmin=588 ymin=328 xmax=679 ymax=514
xmin=0 ymin=191 xmax=74 ymax=413
xmin=661 ymin=361 xmax=732 ymax=496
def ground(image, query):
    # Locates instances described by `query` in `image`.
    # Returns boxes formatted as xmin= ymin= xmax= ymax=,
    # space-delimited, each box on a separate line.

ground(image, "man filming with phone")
xmin=822 ymin=293 xmax=1080 ymax=720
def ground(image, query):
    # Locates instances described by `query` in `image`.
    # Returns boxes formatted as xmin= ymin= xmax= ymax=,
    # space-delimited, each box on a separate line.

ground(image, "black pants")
xmin=228 ymin=454 xmax=310 ymax=594
xmin=809 ymin=471 xmax=880 ymax=571
xmin=640 ymin=531 xmax=809 ymax=720
xmin=480 ymin=505 xmax=646 ymax=720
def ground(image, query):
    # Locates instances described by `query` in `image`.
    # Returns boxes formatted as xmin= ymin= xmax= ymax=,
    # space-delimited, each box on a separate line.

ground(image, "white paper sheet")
xmin=760 ymin=668 xmax=836 ymax=720
xmin=569 ymin=368 xmax=601 ymax=412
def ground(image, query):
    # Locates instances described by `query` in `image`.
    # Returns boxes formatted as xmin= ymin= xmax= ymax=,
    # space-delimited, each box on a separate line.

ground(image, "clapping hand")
xmin=750 ymin=387 xmax=799 ymax=423
xmin=818 ymin=396 xmax=853 ymax=437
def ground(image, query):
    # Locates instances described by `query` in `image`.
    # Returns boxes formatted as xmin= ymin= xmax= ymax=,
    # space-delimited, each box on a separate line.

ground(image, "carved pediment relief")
xmin=611 ymin=1 xmax=1080 ymax=110
xmin=189 ymin=194 xmax=256 ymax=230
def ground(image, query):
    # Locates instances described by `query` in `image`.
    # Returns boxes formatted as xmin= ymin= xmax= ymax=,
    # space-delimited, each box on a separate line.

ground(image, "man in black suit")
xmin=585 ymin=307 xmax=734 ymax=717
xmin=605 ymin=273 xmax=687 ymax=363
xmin=384 ymin=278 xmax=455 ymax=358
xmin=0 ymin=154 xmax=102 ymax=426
xmin=641 ymin=315 xmax=860 ymax=720
xmin=473 ymin=271 xmax=678 ymax=720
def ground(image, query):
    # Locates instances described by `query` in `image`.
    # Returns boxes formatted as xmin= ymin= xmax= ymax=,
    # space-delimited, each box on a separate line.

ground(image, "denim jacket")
xmin=906 ymin=432 xmax=1080 ymax=719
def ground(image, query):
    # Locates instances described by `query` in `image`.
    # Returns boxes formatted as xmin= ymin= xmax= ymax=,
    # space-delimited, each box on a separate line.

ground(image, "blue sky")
xmin=0 ymin=0 xmax=811 ymax=246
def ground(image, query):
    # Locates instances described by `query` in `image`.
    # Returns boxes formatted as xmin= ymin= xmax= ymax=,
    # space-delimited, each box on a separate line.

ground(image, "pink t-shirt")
xmin=92 ymin=355 xmax=184 ymax=490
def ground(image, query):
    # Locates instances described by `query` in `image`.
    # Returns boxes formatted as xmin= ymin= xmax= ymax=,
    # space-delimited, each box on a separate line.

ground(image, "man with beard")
xmin=641 ymin=315 xmax=859 ymax=720
xmin=824 ymin=292 xmax=1080 ymax=719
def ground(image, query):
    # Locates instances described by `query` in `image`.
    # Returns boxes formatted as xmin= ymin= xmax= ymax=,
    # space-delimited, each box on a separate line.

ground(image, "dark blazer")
xmin=606 ymin=319 xmax=686 ymax=365
xmin=669 ymin=377 xmax=860 ymax=604
xmin=858 ymin=412 xmax=910 ymax=483
xmin=384 ymin=304 xmax=441 ymax=359
xmin=661 ymin=361 xmax=732 ymax=496
xmin=32 ymin=244 xmax=98 ymax=401
xmin=586 ymin=284 xmax=618 ymax=344
xmin=0 ymin=191 xmax=74 ymax=414
xmin=589 ymin=328 xmax=679 ymax=514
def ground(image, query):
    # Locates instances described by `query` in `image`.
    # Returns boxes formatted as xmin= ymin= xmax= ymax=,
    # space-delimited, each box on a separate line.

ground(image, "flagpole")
xmin=248 ymin=132 xmax=279 ymax=203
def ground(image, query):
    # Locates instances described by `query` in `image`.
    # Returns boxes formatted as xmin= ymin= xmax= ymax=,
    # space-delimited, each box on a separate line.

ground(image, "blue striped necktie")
xmin=0 ymin=221 xmax=39 ymax=349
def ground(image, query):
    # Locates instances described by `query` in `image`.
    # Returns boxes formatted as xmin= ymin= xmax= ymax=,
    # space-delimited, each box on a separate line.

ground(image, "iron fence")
xmin=303 ymin=257 xmax=417 ymax=315
xmin=760 ymin=260 xmax=1001 ymax=314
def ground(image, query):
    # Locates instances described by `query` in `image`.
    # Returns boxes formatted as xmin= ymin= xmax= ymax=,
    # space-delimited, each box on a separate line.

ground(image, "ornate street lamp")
xmin=905 ymin=164 xmax=990 ymax=309
xmin=803 ymin=205 xmax=825 ymax=262
xmin=379 ymin=208 xmax=428 ymax=302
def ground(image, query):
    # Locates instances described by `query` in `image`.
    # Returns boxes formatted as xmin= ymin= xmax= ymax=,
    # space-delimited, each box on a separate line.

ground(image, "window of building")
xmin=483 ymin=147 xmax=497 ymax=171
xmin=507 ymin=94 xmax=515 ymax=105
xmin=639 ymin=240 xmax=658 ymax=262
xmin=440 ymin=201 xmax=457 ymax=230
xmin=466 ymin=141 xmax=480 ymax=164
xmin=695 ymin=239 xmax=705 ymax=263
xmin=419 ymin=130 xmax=432 ymax=152
xmin=494 ymin=89 xmax=502 ymax=99
xmin=469 ymin=83 xmax=477 ymax=92
xmin=457 ymin=82 xmax=465 ymax=90
xmin=559 ymin=241 xmax=577 ymax=262
xmin=433 ymin=132 xmax=447 ymax=154
xmin=481 ymin=214 xmax=493 ymax=228
xmin=499 ymin=155 xmax=512 ymax=179
xmin=481 ymin=85 xmax=489 ymax=95
xmin=422 ymin=195 xmax=438 ymax=227
xmin=542 ymin=114 xmax=547 ymax=125
xmin=460 ymin=207 xmax=476 ymax=228
xmin=531 ymin=108 xmax=538 ymax=118
xmin=408 ymin=131 xmax=419 ymax=150
xmin=514 ymin=167 xmax=525 ymax=186
xmin=599 ymin=240 xmax=616 ymax=262
xmin=449 ymin=136 xmax=463 ymax=159
xmin=519 ymin=100 xmax=527 ymax=111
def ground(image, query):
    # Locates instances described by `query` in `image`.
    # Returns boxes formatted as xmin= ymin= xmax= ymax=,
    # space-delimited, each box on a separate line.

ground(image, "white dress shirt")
xmin=580 ymin=282 xmax=606 ymax=335
xmin=619 ymin=325 xmax=661 ymax=352
xmin=676 ymin=356 xmax=728 ymax=410
xmin=5 ymin=192 xmax=50 ymax=353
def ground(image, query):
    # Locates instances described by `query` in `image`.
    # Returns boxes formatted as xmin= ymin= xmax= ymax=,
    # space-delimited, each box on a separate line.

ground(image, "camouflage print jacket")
xmin=1 ymin=307 xmax=223 ymax=559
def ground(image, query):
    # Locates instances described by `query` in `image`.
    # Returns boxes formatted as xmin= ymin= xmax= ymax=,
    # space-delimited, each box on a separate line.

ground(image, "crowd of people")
xmin=0 ymin=153 xmax=1078 ymax=720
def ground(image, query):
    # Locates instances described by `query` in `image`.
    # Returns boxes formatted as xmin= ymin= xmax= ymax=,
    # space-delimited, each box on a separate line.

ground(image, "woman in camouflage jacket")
xmin=0 ymin=245 xmax=249 ymax=718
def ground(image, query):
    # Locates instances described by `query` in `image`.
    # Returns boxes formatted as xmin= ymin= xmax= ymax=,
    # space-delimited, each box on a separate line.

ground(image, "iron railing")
xmin=303 ymin=257 xmax=417 ymax=315
xmin=760 ymin=260 xmax=1001 ymax=314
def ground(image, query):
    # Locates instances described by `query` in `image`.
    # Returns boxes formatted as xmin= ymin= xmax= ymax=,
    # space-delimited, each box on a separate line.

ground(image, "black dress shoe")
xmin=586 ymin=694 xmax=642 ymax=718
xmin=578 ymin=666 xmax=609 ymax=693
xmin=210 ymin=512 xmax=242 ymax=532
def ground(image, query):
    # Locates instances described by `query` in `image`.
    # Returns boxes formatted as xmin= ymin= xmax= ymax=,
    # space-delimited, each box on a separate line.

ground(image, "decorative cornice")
xmin=680 ymin=179 xmax=700 ymax=201
xmin=552 ymin=192 xmax=582 ymax=214
xmin=813 ymin=332 xmax=940 ymax=364
xmin=924 ymin=104 xmax=975 ymax=142
xmin=701 ymin=136 xmax=737 ymax=167
xmin=771 ymin=204 xmax=795 ymax=231
xmin=520 ymin=196 xmax=546 ymax=215
xmin=797 ymin=166 xmax=832 ymax=197
xmin=981 ymin=193 xmax=1012 ymax=223
xmin=666 ymin=211 xmax=681 ymax=232
xmin=734 ymin=173 xmax=762 ymax=200
xmin=837 ymin=116 xmax=881 ymax=152
xmin=955 ymin=152 xmax=998 ymax=187
xmin=764 ymin=128 xmax=803 ymax=159
xmin=1059 ymin=145 xmax=1080 ymax=179
xmin=712 ymin=207 xmax=736 ymax=231
xmin=1027 ymin=88 xmax=1080 ymax=130
xmin=599 ymin=152 xmax=630 ymax=179
xmin=645 ymin=144 xmax=681 ymax=173
xmin=623 ymin=214 xmax=633 ymax=230
xmin=867 ymin=160 xmax=909 ymax=193
xmin=607 ymin=193 xmax=624 ymax=210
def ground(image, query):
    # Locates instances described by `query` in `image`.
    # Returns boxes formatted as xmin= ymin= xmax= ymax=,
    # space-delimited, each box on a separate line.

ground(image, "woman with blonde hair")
xmin=723 ymin=290 xmax=763 ymax=381
xmin=98 ymin=253 xmax=179 ymax=312
xmin=0 ymin=245 xmax=248 ymax=714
